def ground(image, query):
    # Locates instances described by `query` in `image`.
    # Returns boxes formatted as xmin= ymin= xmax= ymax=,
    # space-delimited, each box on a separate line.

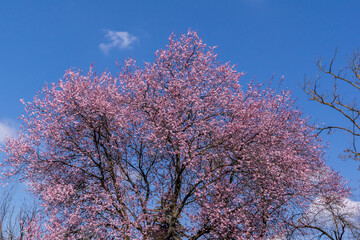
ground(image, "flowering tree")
xmin=1 ymin=31 xmax=349 ymax=239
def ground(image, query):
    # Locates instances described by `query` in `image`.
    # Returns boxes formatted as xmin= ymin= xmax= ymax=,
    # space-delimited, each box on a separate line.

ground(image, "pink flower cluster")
xmin=1 ymin=31 xmax=348 ymax=239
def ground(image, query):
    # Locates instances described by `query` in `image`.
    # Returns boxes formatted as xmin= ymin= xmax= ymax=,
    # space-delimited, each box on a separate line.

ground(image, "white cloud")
xmin=306 ymin=197 xmax=360 ymax=226
xmin=275 ymin=197 xmax=360 ymax=239
xmin=99 ymin=30 xmax=137 ymax=54
xmin=0 ymin=120 xmax=16 ymax=144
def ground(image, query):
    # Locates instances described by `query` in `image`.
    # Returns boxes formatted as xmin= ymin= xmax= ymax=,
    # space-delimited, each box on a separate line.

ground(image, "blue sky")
xmin=1 ymin=1 xmax=360 ymax=199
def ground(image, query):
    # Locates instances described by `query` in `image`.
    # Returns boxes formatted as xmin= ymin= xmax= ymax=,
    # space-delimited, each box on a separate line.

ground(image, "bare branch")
xmin=304 ymin=49 xmax=360 ymax=160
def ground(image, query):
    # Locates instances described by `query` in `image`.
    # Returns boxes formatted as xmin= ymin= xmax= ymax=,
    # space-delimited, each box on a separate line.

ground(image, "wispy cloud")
xmin=0 ymin=120 xmax=16 ymax=144
xmin=99 ymin=30 xmax=137 ymax=54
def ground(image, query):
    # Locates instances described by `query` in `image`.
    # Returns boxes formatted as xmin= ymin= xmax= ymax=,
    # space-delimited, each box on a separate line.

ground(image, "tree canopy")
xmin=1 ymin=31 xmax=349 ymax=239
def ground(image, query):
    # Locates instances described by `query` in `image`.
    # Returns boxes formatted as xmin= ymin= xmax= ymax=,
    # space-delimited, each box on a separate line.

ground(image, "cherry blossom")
xmin=1 ymin=31 xmax=348 ymax=239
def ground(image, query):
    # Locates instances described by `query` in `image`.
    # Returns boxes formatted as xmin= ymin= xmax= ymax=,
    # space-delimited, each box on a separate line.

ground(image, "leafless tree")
xmin=0 ymin=187 xmax=38 ymax=240
xmin=304 ymin=49 xmax=360 ymax=161
xmin=286 ymin=196 xmax=360 ymax=240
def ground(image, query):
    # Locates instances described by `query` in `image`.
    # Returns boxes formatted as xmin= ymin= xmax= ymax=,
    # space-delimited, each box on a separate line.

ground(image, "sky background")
xmin=1 ymin=0 xmax=360 ymax=202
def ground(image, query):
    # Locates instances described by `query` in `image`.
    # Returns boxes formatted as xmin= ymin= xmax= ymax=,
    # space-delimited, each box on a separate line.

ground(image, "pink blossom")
xmin=1 ymin=31 xmax=348 ymax=239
